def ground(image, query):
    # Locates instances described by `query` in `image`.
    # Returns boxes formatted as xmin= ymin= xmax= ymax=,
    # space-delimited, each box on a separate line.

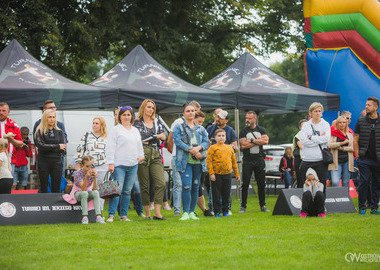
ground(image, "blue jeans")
xmin=330 ymin=161 xmax=350 ymax=189
xmin=180 ymin=163 xmax=202 ymax=213
xmin=131 ymin=178 xmax=143 ymax=215
xmin=357 ymin=158 xmax=380 ymax=210
xmin=108 ymin=164 xmax=138 ymax=218
xmin=11 ymin=164 xmax=28 ymax=186
xmin=172 ymin=159 xmax=182 ymax=213
xmin=283 ymin=171 xmax=291 ymax=189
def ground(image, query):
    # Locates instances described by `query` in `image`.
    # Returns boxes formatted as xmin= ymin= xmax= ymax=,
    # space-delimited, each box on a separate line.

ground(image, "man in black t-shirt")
xmin=354 ymin=97 xmax=380 ymax=215
xmin=238 ymin=111 xmax=270 ymax=213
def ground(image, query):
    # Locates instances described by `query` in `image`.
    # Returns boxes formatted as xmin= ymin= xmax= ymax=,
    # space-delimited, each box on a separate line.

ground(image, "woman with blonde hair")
xmin=34 ymin=109 xmax=66 ymax=193
xmin=328 ymin=115 xmax=354 ymax=189
xmin=300 ymin=102 xmax=330 ymax=196
xmin=134 ymin=99 xmax=167 ymax=220
xmin=75 ymin=117 xmax=108 ymax=182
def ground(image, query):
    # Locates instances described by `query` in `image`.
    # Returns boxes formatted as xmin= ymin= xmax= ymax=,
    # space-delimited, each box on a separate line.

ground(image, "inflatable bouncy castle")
xmin=304 ymin=0 xmax=380 ymax=128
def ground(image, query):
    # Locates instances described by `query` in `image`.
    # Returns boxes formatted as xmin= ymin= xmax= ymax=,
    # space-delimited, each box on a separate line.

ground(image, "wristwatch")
xmin=250 ymin=138 xmax=254 ymax=143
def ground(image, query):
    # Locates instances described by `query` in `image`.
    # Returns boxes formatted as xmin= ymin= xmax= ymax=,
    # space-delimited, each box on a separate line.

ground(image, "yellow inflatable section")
xmin=304 ymin=0 xmax=380 ymax=31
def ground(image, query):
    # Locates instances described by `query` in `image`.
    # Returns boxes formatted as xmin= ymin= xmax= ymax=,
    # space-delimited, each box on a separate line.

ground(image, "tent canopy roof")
xmin=0 ymin=40 xmax=117 ymax=110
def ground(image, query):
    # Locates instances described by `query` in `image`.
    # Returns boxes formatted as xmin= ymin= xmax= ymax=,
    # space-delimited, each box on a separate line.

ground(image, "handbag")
xmin=98 ymin=172 xmax=121 ymax=199
xmin=310 ymin=124 xmax=333 ymax=165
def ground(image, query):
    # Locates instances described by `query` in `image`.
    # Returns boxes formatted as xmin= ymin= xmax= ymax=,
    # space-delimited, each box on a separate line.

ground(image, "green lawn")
xmin=0 ymin=194 xmax=379 ymax=270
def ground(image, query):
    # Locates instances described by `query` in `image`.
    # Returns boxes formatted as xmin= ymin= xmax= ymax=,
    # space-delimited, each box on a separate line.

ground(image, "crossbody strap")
xmin=310 ymin=124 xmax=324 ymax=154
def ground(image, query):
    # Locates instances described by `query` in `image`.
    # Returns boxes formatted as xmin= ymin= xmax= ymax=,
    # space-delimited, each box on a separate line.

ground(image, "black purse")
xmin=311 ymin=124 xmax=333 ymax=165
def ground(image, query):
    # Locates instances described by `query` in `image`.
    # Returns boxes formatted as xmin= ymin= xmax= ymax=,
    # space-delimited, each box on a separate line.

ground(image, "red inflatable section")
xmin=313 ymin=30 xmax=380 ymax=76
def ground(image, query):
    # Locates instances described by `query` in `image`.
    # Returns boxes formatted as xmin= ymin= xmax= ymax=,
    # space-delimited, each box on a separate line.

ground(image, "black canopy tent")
xmin=91 ymin=45 xmax=236 ymax=113
xmin=201 ymin=52 xmax=340 ymax=114
xmin=0 ymin=40 xmax=117 ymax=109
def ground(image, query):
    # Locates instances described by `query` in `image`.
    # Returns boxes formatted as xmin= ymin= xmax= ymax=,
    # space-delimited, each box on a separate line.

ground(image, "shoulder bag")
xmin=311 ymin=124 xmax=333 ymax=165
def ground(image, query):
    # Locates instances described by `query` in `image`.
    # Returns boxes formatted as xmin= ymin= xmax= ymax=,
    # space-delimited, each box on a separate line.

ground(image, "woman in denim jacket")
xmin=173 ymin=104 xmax=209 ymax=221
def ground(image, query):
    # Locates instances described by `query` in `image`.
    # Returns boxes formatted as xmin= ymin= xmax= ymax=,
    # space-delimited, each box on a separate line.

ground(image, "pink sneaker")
xmin=300 ymin=212 xmax=308 ymax=218
xmin=318 ymin=213 xmax=326 ymax=218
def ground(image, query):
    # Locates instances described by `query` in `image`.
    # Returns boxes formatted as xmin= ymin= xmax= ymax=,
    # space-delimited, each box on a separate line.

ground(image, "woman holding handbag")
xmin=63 ymin=156 xmax=105 ymax=224
xmin=34 ymin=109 xmax=66 ymax=193
xmin=300 ymin=102 xmax=331 ymax=195
xmin=74 ymin=117 xmax=108 ymax=182
xmin=134 ymin=99 xmax=167 ymax=220
xmin=173 ymin=103 xmax=209 ymax=221
xmin=105 ymin=106 xmax=144 ymax=222
xmin=328 ymin=116 xmax=354 ymax=189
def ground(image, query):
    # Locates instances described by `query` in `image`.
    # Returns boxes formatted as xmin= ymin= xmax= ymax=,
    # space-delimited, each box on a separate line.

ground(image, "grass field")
xmin=1 ymin=194 xmax=379 ymax=270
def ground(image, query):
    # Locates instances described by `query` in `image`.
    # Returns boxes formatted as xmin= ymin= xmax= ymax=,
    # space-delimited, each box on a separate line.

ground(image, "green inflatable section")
xmin=310 ymin=13 xmax=380 ymax=53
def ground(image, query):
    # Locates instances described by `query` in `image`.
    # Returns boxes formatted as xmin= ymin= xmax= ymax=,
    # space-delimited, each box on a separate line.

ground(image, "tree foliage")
xmin=0 ymin=0 xmax=305 ymax=84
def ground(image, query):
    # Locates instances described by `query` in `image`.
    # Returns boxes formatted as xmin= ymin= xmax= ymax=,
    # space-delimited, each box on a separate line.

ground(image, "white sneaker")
xmin=96 ymin=216 xmax=106 ymax=224
xmin=139 ymin=213 xmax=146 ymax=218
xmin=106 ymin=216 xmax=114 ymax=223
xmin=149 ymin=204 xmax=154 ymax=211
xmin=163 ymin=204 xmax=172 ymax=210
xmin=81 ymin=216 xmax=89 ymax=225
xmin=228 ymin=210 xmax=232 ymax=216
xmin=120 ymin=217 xmax=131 ymax=222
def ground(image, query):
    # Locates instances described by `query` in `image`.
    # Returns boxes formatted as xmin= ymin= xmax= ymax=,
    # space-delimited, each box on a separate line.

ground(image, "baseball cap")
xmin=217 ymin=110 xmax=228 ymax=120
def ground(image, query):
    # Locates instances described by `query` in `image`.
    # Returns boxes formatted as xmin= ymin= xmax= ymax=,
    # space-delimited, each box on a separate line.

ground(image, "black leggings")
xmin=38 ymin=156 xmax=63 ymax=193
xmin=301 ymin=190 xmax=325 ymax=215
xmin=0 ymin=178 xmax=13 ymax=194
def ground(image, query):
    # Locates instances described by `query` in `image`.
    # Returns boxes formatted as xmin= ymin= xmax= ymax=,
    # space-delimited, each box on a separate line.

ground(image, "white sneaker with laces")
xmin=96 ymin=216 xmax=106 ymax=224
xmin=81 ymin=216 xmax=89 ymax=225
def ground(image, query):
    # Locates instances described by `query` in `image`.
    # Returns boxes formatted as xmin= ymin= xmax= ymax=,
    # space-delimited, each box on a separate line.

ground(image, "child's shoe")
xmin=215 ymin=213 xmax=222 ymax=217
xmin=300 ymin=212 xmax=308 ymax=218
xmin=223 ymin=212 xmax=229 ymax=217
xmin=96 ymin=216 xmax=106 ymax=224
xmin=318 ymin=213 xmax=326 ymax=218
xmin=81 ymin=216 xmax=89 ymax=224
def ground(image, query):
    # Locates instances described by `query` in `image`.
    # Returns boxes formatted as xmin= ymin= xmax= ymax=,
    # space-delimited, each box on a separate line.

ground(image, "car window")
xmin=264 ymin=149 xmax=284 ymax=156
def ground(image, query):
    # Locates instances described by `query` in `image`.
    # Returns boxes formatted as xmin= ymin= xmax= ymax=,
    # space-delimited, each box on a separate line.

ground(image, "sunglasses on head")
xmin=346 ymin=117 xmax=351 ymax=120
xmin=120 ymin=106 xmax=132 ymax=110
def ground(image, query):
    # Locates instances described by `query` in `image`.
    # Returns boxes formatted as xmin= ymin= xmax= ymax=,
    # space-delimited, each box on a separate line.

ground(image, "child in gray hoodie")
xmin=300 ymin=168 xmax=326 ymax=217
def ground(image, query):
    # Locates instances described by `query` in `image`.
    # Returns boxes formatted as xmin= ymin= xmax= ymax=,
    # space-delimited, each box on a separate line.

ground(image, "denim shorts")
xmin=11 ymin=164 xmax=29 ymax=186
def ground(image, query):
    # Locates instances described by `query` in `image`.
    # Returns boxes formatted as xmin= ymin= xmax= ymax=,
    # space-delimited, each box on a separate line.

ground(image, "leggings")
xmin=75 ymin=190 xmax=101 ymax=216
xmin=38 ymin=156 xmax=63 ymax=193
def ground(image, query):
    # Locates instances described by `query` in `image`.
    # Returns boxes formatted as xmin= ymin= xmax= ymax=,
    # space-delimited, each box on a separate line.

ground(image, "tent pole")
xmin=235 ymin=108 xmax=241 ymax=201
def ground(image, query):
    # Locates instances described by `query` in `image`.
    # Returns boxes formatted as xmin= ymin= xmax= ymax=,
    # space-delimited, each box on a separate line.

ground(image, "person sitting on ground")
xmin=63 ymin=155 xmax=106 ymax=224
xmin=207 ymin=129 xmax=240 ymax=217
xmin=279 ymin=146 xmax=295 ymax=189
xmin=300 ymin=168 xmax=326 ymax=218
xmin=11 ymin=127 xmax=33 ymax=190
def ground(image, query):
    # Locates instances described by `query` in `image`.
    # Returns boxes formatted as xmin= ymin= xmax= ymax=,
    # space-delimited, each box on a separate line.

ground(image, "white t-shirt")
xmin=106 ymin=124 xmax=144 ymax=167
xmin=0 ymin=152 xmax=12 ymax=179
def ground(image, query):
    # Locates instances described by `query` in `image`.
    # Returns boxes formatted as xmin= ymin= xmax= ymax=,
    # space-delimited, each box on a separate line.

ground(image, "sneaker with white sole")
xmin=163 ymin=204 xmax=172 ymax=210
xmin=106 ymin=216 xmax=114 ymax=223
xmin=189 ymin=212 xmax=199 ymax=220
xmin=228 ymin=210 xmax=232 ymax=216
xmin=120 ymin=217 xmax=131 ymax=222
xmin=96 ymin=216 xmax=106 ymax=224
xmin=179 ymin=212 xmax=190 ymax=221
xmin=81 ymin=216 xmax=89 ymax=225
xmin=238 ymin=207 xmax=246 ymax=213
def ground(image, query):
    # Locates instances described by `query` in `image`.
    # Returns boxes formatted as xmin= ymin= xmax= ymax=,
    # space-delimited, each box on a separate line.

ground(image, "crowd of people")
xmin=0 ymin=96 xmax=380 ymax=224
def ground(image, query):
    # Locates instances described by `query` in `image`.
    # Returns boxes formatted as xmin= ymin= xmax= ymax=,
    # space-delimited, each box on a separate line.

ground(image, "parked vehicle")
xmin=263 ymin=145 xmax=286 ymax=176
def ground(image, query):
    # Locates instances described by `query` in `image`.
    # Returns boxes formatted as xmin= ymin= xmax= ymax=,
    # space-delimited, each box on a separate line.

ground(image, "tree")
xmin=0 ymin=0 xmax=305 ymax=84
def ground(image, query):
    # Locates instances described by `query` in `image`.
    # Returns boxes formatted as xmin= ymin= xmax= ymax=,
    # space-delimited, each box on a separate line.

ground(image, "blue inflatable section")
xmin=306 ymin=48 xmax=380 ymax=130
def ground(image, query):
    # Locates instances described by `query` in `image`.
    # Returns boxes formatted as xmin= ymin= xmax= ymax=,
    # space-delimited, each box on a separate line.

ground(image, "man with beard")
xmin=354 ymin=97 xmax=380 ymax=215
xmin=238 ymin=111 xmax=270 ymax=213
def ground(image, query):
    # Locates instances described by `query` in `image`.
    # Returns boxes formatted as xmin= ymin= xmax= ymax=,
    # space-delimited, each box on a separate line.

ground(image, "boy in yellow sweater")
xmin=206 ymin=129 xmax=240 ymax=217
